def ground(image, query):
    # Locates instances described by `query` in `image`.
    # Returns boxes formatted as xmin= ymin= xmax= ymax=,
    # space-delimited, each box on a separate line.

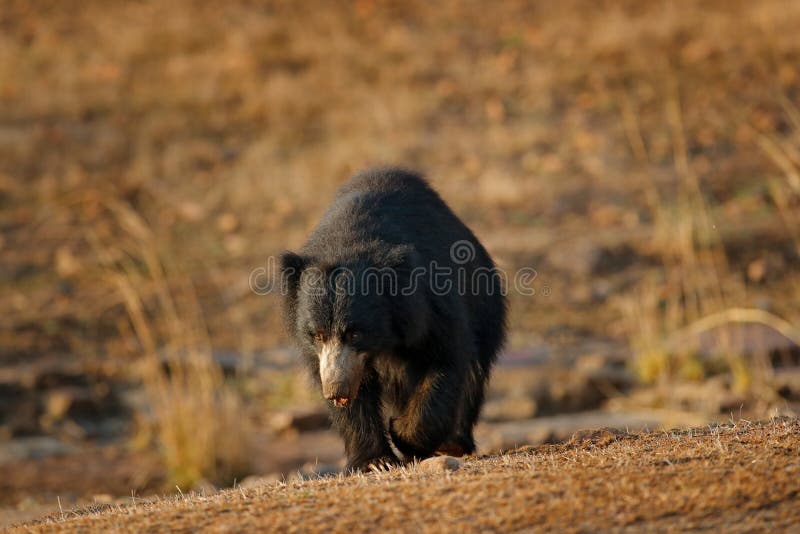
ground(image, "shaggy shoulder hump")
xmin=336 ymin=167 xmax=435 ymax=197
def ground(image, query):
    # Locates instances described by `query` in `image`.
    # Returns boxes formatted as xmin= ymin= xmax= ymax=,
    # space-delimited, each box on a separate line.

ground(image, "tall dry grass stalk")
xmin=618 ymin=85 xmax=799 ymax=393
xmin=759 ymin=96 xmax=800 ymax=247
xmin=759 ymin=96 xmax=800 ymax=324
xmin=88 ymin=195 xmax=252 ymax=489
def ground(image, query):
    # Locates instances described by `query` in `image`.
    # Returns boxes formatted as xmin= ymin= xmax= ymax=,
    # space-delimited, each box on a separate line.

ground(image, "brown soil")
xmin=0 ymin=446 xmax=162 ymax=527
xmin=13 ymin=418 xmax=800 ymax=533
xmin=0 ymin=446 xmax=161 ymax=508
xmin=0 ymin=429 xmax=345 ymax=528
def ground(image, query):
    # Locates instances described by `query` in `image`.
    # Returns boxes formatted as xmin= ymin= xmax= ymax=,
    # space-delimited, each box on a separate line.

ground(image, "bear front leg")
xmin=388 ymin=360 xmax=466 ymax=460
xmin=328 ymin=377 xmax=399 ymax=472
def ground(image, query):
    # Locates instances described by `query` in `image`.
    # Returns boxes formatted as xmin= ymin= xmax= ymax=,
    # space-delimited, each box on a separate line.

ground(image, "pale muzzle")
xmin=318 ymin=340 xmax=365 ymax=407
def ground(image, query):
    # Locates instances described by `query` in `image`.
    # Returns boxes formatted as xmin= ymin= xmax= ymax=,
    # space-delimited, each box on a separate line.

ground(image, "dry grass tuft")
xmin=758 ymin=98 xmax=800 ymax=308
xmin=618 ymin=87 xmax=799 ymax=397
xmin=89 ymin=194 xmax=252 ymax=489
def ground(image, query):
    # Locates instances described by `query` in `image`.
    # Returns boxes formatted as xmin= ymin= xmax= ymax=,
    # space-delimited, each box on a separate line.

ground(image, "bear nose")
xmin=323 ymin=381 xmax=348 ymax=401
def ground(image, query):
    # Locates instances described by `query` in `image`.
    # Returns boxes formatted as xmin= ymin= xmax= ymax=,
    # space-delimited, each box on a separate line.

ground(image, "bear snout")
xmin=318 ymin=341 xmax=364 ymax=407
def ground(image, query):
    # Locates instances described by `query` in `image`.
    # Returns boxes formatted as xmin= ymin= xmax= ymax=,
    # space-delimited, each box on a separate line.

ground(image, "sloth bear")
xmin=281 ymin=168 xmax=506 ymax=471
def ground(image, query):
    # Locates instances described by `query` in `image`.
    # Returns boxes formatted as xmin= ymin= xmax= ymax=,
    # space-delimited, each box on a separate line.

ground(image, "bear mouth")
xmin=332 ymin=397 xmax=351 ymax=408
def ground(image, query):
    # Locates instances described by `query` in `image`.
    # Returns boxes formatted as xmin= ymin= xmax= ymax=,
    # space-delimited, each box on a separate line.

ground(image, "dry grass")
xmin=90 ymin=194 xmax=252 ymax=489
xmin=13 ymin=417 xmax=800 ymax=533
xmin=758 ymin=98 xmax=800 ymax=312
xmin=617 ymin=81 xmax=800 ymax=395
xmin=617 ymin=84 xmax=738 ymax=385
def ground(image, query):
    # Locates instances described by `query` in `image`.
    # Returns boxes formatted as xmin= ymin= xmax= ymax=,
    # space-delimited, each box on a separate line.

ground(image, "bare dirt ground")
xmin=12 ymin=418 xmax=800 ymax=533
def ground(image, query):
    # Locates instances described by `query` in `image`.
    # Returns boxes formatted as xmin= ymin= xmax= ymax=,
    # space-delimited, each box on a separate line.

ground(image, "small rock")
xmin=418 ymin=456 xmax=461 ymax=473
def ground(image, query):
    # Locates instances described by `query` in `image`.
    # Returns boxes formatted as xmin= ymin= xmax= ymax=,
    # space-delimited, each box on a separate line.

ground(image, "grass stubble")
xmin=13 ymin=418 xmax=800 ymax=533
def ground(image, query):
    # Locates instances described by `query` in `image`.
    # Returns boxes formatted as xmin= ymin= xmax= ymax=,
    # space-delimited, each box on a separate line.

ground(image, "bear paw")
xmin=346 ymin=454 xmax=400 ymax=474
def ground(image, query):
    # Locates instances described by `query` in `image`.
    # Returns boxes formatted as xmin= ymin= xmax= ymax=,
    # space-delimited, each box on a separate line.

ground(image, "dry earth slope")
xmin=12 ymin=418 xmax=800 ymax=533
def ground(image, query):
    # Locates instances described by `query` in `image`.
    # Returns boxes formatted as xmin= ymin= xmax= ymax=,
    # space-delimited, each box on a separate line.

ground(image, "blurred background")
xmin=1 ymin=0 xmax=799 ymax=525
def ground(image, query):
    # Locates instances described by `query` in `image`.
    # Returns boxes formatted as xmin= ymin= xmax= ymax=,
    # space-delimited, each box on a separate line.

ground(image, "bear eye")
xmin=345 ymin=330 xmax=362 ymax=344
xmin=312 ymin=330 xmax=327 ymax=343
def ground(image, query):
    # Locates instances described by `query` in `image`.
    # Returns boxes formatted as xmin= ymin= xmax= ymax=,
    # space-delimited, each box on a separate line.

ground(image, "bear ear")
xmin=280 ymin=251 xmax=308 ymax=297
xmin=280 ymin=251 xmax=309 ymax=337
xmin=387 ymin=245 xmax=430 ymax=347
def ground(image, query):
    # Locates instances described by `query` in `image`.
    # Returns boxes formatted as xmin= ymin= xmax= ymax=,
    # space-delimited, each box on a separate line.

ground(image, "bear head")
xmin=280 ymin=244 xmax=430 ymax=407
